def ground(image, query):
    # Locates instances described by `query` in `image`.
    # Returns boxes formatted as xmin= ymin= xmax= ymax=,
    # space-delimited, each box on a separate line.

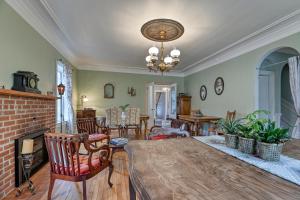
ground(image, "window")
xmin=56 ymin=60 xmax=69 ymax=123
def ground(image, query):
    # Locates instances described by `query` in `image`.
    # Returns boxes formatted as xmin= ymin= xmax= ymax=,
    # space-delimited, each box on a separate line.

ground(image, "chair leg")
xmin=108 ymin=161 xmax=114 ymax=187
xmin=82 ymin=177 xmax=87 ymax=200
xmin=48 ymin=175 xmax=56 ymax=200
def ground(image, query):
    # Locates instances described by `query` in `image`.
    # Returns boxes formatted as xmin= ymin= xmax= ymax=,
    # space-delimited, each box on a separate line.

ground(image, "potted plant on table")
xmin=237 ymin=110 xmax=268 ymax=154
xmin=256 ymin=119 xmax=289 ymax=161
xmin=218 ymin=118 xmax=240 ymax=149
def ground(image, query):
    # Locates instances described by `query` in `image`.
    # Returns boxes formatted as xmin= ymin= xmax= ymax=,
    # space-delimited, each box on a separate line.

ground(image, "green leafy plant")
xmin=119 ymin=104 xmax=130 ymax=112
xmin=238 ymin=110 xmax=269 ymax=139
xmin=218 ymin=118 xmax=241 ymax=135
xmin=257 ymin=119 xmax=289 ymax=144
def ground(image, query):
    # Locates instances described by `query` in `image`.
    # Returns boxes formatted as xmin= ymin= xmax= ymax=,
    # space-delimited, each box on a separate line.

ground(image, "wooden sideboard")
xmin=76 ymin=109 xmax=96 ymax=119
xmin=177 ymin=95 xmax=191 ymax=116
xmin=125 ymin=138 xmax=300 ymax=200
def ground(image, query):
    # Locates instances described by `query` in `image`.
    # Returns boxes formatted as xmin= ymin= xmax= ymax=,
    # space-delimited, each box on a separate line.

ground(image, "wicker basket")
xmin=238 ymin=137 xmax=255 ymax=154
xmin=224 ymin=134 xmax=238 ymax=149
xmin=257 ymin=142 xmax=283 ymax=161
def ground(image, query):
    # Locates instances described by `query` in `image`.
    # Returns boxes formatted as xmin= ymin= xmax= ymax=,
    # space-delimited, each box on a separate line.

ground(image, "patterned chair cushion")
xmin=88 ymin=133 xmax=109 ymax=142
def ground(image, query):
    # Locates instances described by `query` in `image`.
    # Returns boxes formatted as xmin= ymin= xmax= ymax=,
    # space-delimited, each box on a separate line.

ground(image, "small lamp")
xmin=57 ymin=83 xmax=65 ymax=95
xmin=16 ymin=139 xmax=35 ymax=196
xmin=57 ymin=83 xmax=65 ymax=133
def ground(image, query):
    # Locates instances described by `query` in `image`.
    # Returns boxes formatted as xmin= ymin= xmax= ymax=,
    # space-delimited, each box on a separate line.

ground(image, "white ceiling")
xmin=6 ymin=0 xmax=300 ymax=76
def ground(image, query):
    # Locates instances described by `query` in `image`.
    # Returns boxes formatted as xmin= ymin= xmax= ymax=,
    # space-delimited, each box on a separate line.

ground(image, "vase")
xmin=238 ymin=137 xmax=255 ymax=154
xmin=257 ymin=142 xmax=283 ymax=161
xmin=121 ymin=111 xmax=126 ymax=126
xmin=224 ymin=133 xmax=238 ymax=149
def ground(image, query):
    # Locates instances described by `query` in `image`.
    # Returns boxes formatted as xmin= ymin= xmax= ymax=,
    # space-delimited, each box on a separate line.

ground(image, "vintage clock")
xmin=12 ymin=71 xmax=41 ymax=94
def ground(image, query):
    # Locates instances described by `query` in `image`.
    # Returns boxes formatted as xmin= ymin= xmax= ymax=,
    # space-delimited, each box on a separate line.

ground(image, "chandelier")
xmin=141 ymin=19 xmax=184 ymax=73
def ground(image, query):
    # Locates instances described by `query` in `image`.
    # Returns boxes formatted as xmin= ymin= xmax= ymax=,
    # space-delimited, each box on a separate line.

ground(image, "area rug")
xmin=194 ymin=135 xmax=300 ymax=186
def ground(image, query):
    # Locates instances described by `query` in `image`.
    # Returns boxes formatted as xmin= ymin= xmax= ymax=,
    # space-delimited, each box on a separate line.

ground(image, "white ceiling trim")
xmin=5 ymin=1 xmax=300 ymax=77
xmin=182 ymin=9 xmax=300 ymax=76
xmin=77 ymin=64 xmax=184 ymax=77
xmin=5 ymin=0 xmax=77 ymax=65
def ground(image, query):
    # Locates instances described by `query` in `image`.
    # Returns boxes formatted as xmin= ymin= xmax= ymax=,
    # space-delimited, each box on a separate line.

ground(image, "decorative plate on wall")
xmin=214 ymin=77 xmax=224 ymax=95
xmin=200 ymin=85 xmax=207 ymax=101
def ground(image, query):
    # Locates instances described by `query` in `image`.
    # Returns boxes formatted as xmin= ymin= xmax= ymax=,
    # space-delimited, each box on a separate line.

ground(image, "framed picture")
xmin=104 ymin=83 xmax=114 ymax=98
xmin=214 ymin=77 xmax=224 ymax=95
xmin=200 ymin=85 xmax=207 ymax=101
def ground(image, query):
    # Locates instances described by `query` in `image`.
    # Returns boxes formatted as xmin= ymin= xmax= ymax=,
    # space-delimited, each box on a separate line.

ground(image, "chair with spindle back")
xmin=44 ymin=133 xmax=113 ymax=200
xmin=77 ymin=118 xmax=109 ymax=145
xmin=226 ymin=110 xmax=236 ymax=121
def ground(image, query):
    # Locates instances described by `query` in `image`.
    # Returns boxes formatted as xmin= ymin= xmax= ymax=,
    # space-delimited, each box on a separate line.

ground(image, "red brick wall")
xmin=0 ymin=94 xmax=55 ymax=199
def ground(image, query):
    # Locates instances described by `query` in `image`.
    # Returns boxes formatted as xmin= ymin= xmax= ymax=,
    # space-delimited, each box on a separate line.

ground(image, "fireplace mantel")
xmin=0 ymin=89 xmax=56 ymax=100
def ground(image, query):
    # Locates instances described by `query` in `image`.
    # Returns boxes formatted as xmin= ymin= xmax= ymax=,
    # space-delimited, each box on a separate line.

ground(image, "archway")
xmin=257 ymin=47 xmax=299 ymax=128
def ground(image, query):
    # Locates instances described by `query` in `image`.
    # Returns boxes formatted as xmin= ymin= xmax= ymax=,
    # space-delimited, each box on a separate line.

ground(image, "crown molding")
xmin=6 ymin=0 xmax=300 ymax=76
xmin=77 ymin=64 xmax=184 ymax=77
xmin=5 ymin=0 xmax=77 ymax=65
xmin=182 ymin=9 xmax=300 ymax=76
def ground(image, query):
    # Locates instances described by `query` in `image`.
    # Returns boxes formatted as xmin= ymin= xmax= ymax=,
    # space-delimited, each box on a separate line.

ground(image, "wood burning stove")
xmin=15 ymin=128 xmax=49 ymax=187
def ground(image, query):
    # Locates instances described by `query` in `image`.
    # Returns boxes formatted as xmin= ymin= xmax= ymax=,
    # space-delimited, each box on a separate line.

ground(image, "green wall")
xmin=76 ymin=70 xmax=184 ymax=115
xmin=0 ymin=1 xmax=74 ymax=95
xmin=184 ymin=32 xmax=300 ymax=118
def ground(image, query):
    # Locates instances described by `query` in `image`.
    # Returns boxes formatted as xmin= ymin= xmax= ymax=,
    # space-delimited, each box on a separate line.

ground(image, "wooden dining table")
xmin=178 ymin=115 xmax=221 ymax=135
xmin=125 ymin=138 xmax=300 ymax=200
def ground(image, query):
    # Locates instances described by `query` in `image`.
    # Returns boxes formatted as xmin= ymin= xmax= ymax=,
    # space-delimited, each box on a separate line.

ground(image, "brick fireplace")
xmin=0 ymin=89 xmax=55 ymax=199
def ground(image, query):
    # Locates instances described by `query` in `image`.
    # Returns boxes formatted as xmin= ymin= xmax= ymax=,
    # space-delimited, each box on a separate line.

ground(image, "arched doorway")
xmin=257 ymin=47 xmax=299 ymax=128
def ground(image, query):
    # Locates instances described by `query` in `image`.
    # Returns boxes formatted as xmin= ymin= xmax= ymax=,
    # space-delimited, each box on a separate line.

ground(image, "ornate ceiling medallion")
xmin=141 ymin=19 xmax=184 ymax=74
xmin=141 ymin=19 xmax=184 ymax=42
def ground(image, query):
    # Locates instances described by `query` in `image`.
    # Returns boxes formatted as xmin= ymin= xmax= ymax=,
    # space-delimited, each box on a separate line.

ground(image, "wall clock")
xmin=214 ymin=77 xmax=224 ymax=95
xmin=200 ymin=85 xmax=207 ymax=101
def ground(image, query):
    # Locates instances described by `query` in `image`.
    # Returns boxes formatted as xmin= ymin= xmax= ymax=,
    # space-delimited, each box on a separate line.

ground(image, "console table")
xmin=178 ymin=115 xmax=221 ymax=135
xmin=125 ymin=138 xmax=300 ymax=200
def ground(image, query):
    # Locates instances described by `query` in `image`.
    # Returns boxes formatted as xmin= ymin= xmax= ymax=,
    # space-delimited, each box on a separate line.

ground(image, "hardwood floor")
xmin=4 ymin=132 xmax=300 ymax=200
xmin=4 ymin=152 xmax=130 ymax=200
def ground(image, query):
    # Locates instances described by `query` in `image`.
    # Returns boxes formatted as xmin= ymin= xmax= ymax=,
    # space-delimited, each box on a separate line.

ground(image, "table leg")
xmin=144 ymin=119 xmax=148 ymax=135
xmin=129 ymin=177 xmax=136 ymax=200
xmin=108 ymin=161 xmax=113 ymax=187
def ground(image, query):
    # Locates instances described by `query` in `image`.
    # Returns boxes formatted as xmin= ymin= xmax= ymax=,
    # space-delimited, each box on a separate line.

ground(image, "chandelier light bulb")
xmin=148 ymin=46 xmax=159 ymax=56
xmin=164 ymin=55 xmax=173 ymax=64
xmin=145 ymin=55 xmax=152 ymax=62
xmin=170 ymin=48 xmax=180 ymax=58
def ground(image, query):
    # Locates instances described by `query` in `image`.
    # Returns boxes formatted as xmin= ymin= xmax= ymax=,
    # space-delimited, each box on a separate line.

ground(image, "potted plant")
xmin=237 ymin=110 xmax=268 ymax=154
xmin=218 ymin=118 xmax=240 ymax=149
xmin=256 ymin=120 xmax=289 ymax=161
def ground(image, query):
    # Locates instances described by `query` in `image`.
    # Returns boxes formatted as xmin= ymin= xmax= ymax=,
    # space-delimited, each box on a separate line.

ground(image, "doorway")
xmin=145 ymin=83 xmax=177 ymax=127
xmin=257 ymin=47 xmax=298 ymax=130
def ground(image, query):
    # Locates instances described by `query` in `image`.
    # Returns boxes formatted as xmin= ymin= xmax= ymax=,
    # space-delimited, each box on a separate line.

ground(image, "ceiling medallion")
xmin=141 ymin=19 xmax=184 ymax=74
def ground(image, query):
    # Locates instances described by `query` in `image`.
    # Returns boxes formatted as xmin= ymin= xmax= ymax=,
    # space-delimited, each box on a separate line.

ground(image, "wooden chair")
xmin=124 ymin=107 xmax=140 ymax=136
xmin=216 ymin=110 xmax=237 ymax=135
xmin=105 ymin=107 xmax=120 ymax=134
xmin=44 ymin=133 xmax=113 ymax=200
xmin=148 ymin=119 xmax=190 ymax=140
xmin=77 ymin=118 xmax=109 ymax=144
xmin=226 ymin=110 xmax=236 ymax=121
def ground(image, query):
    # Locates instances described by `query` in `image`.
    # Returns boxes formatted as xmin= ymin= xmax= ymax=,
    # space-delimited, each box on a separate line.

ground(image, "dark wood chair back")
xmin=77 ymin=118 xmax=98 ymax=134
xmin=44 ymin=132 xmax=112 ymax=200
xmin=226 ymin=110 xmax=236 ymax=121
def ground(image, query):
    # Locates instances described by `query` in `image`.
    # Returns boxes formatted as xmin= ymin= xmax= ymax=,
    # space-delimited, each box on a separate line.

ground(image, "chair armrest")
xmin=150 ymin=125 xmax=162 ymax=132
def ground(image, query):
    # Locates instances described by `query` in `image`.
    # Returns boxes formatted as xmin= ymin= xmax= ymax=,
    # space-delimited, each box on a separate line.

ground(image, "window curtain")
xmin=57 ymin=59 xmax=75 ymax=134
xmin=288 ymin=56 xmax=300 ymax=139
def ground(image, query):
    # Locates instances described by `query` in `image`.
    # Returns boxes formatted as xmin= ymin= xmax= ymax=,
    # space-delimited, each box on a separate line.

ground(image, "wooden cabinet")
xmin=76 ymin=109 xmax=96 ymax=119
xmin=177 ymin=96 xmax=191 ymax=116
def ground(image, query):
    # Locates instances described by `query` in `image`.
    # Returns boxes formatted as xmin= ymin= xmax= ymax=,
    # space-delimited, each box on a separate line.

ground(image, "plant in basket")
xmin=218 ymin=118 xmax=241 ymax=149
xmin=237 ymin=110 xmax=269 ymax=154
xmin=256 ymin=119 xmax=290 ymax=161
